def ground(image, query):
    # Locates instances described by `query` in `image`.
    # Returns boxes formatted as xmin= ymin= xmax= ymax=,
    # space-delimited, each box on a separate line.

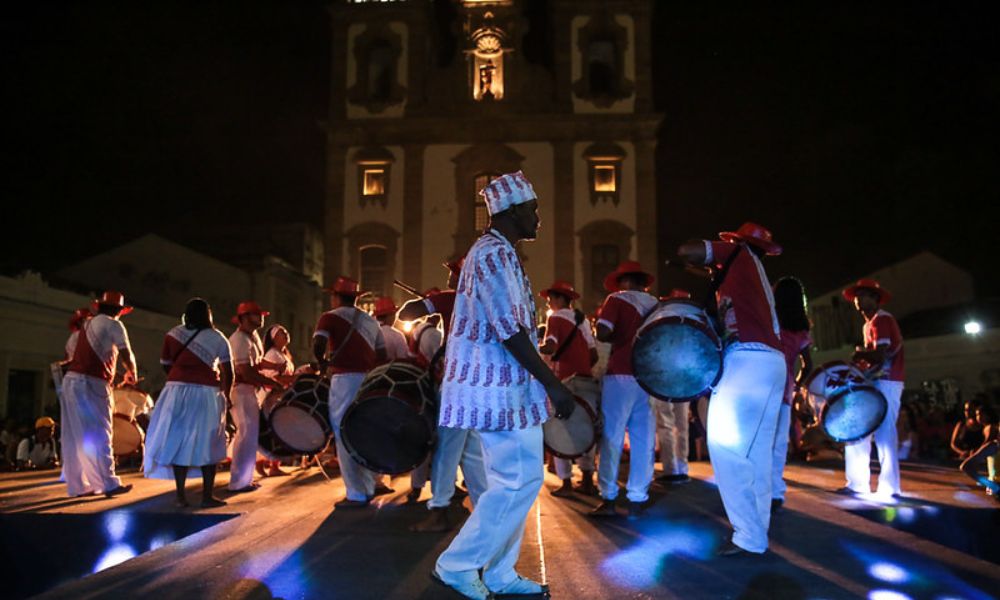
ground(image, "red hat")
xmin=95 ymin=291 xmax=133 ymax=315
xmin=539 ymin=280 xmax=580 ymax=301
xmin=719 ymin=222 xmax=782 ymax=256
xmin=372 ymin=296 xmax=399 ymax=318
xmin=659 ymin=289 xmax=692 ymax=302
xmin=323 ymin=276 xmax=362 ymax=297
xmin=68 ymin=307 xmax=92 ymax=331
xmin=603 ymin=261 xmax=655 ymax=293
xmin=231 ymin=301 xmax=270 ymax=325
xmin=443 ymin=256 xmax=465 ymax=274
xmin=842 ymin=279 xmax=892 ymax=305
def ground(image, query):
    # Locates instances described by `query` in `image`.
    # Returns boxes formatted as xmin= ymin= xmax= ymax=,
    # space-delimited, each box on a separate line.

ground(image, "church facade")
xmin=325 ymin=0 xmax=662 ymax=313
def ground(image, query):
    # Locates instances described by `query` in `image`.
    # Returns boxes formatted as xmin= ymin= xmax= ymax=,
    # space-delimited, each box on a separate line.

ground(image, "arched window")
xmin=367 ymin=41 xmax=395 ymax=102
xmin=474 ymin=172 xmax=499 ymax=232
xmin=591 ymin=244 xmax=620 ymax=298
xmin=359 ymin=245 xmax=388 ymax=300
xmin=587 ymin=38 xmax=618 ymax=97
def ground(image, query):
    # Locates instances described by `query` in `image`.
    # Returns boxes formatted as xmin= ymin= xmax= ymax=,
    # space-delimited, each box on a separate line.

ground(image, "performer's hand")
xmin=547 ymin=381 xmax=575 ymax=420
xmin=122 ymin=370 xmax=137 ymax=385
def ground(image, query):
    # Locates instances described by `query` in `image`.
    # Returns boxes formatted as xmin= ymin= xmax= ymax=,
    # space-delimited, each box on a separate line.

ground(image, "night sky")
xmin=3 ymin=1 xmax=998 ymax=298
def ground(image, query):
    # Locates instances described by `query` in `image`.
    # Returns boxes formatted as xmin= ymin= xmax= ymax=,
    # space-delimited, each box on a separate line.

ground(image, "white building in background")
xmin=325 ymin=0 xmax=663 ymax=313
xmin=1 ymin=233 xmax=323 ymax=425
xmin=809 ymin=251 xmax=999 ymax=399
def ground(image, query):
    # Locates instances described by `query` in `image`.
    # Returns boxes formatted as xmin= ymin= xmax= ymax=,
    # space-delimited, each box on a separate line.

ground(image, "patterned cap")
xmin=480 ymin=171 xmax=536 ymax=216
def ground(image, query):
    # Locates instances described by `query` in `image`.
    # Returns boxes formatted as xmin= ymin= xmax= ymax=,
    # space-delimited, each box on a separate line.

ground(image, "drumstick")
xmin=663 ymin=258 xmax=712 ymax=279
xmin=393 ymin=279 xmax=425 ymax=298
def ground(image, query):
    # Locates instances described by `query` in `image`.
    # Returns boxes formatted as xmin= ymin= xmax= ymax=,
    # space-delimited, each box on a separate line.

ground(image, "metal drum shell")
xmin=266 ymin=374 xmax=333 ymax=456
xmin=632 ymin=304 xmax=723 ymax=402
xmin=112 ymin=413 xmax=144 ymax=459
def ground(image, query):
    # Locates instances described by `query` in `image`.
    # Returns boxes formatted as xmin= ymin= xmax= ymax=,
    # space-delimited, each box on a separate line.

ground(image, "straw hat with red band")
xmin=372 ymin=296 xmax=399 ymax=318
xmin=718 ymin=222 xmax=782 ymax=256
xmin=231 ymin=301 xmax=270 ymax=325
xmin=95 ymin=291 xmax=133 ymax=315
xmin=842 ymin=278 xmax=892 ymax=305
xmin=539 ymin=280 xmax=580 ymax=301
xmin=603 ymin=261 xmax=655 ymax=293
xmin=68 ymin=307 xmax=92 ymax=331
xmin=323 ymin=276 xmax=362 ymax=297
xmin=659 ymin=289 xmax=692 ymax=302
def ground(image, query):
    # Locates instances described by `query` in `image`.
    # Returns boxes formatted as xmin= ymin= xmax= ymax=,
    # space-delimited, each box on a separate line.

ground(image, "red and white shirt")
xmin=863 ymin=309 xmax=905 ymax=382
xmin=413 ymin=320 xmax=443 ymax=364
xmin=229 ymin=329 xmax=263 ymax=388
xmin=381 ymin=324 xmax=411 ymax=361
xmin=67 ymin=314 xmax=135 ymax=382
xmin=597 ymin=290 xmax=658 ymax=376
xmin=779 ymin=328 xmax=812 ymax=405
xmin=705 ymin=241 xmax=781 ymax=350
xmin=545 ymin=308 xmax=596 ymax=379
xmin=64 ymin=330 xmax=81 ymax=361
xmin=313 ymin=306 xmax=385 ymax=374
xmin=260 ymin=347 xmax=294 ymax=379
xmin=161 ymin=326 xmax=232 ymax=387
xmin=440 ymin=230 xmax=548 ymax=431
xmin=423 ymin=290 xmax=457 ymax=339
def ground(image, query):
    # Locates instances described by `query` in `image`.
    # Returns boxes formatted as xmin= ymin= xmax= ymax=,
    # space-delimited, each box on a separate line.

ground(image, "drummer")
xmin=590 ymin=261 xmax=659 ymax=519
xmin=228 ymin=301 xmax=283 ymax=493
xmin=411 ymin=297 xmax=443 ymax=367
xmin=61 ymin=290 xmax=138 ymax=498
xmin=654 ymin=289 xmax=695 ymax=486
xmin=538 ymin=280 xmax=598 ymax=497
xmin=840 ymin=279 xmax=904 ymax=498
xmin=400 ymin=259 xmax=489 ymax=532
xmin=313 ymin=276 xmax=387 ymax=508
xmin=677 ymin=222 xmax=786 ymax=556
xmin=256 ymin=325 xmax=297 ymax=478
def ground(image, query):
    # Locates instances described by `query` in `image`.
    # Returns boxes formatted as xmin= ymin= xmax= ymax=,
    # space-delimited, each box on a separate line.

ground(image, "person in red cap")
xmin=227 ymin=301 xmax=282 ymax=493
xmin=61 ymin=290 xmax=138 ymax=498
xmin=373 ymin=297 xmax=411 ymax=360
xmin=589 ymin=260 xmax=659 ymax=519
xmin=840 ymin=279 xmax=905 ymax=498
xmin=402 ymin=257 xmax=489 ymax=533
xmin=312 ymin=276 xmax=387 ymax=508
xmin=654 ymin=289 xmax=695 ymax=486
xmin=677 ymin=222 xmax=786 ymax=556
xmin=538 ymin=280 xmax=599 ymax=497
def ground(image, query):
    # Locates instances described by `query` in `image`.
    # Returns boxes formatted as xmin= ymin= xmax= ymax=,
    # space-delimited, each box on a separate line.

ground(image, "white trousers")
xmin=410 ymin=456 xmax=430 ymax=490
xmin=329 ymin=372 xmax=376 ymax=502
xmin=707 ymin=346 xmax=785 ymax=554
xmin=771 ymin=403 xmax=792 ymax=500
xmin=554 ymin=448 xmax=596 ymax=480
xmin=597 ymin=375 xmax=656 ymax=502
xmin=60 ymin=373 xmax=122 ymax=496
xmin=428 ymin=426 xmax=487 ymax=509
xmin=844 ymin=379 xmax=903 ymax=496
xmin=656 ymin=400 xmax=690 ymax=475
xmin=228 ymin=384 xmax=261 ymax=490
xmin=436 ymin=426 xmax=543 ymax=590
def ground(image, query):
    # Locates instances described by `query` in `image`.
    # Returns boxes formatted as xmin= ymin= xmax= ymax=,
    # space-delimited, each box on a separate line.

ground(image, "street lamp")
xmin=964 ymin=320 xmax=982 ymax=335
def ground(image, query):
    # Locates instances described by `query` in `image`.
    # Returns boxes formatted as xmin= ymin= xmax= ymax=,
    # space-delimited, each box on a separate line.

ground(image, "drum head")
xmin=341 ymin=395 xmax=434 ymax=475
xmin=821 ymin=385 xmax=888 ymax=443
xmin=543 ymin=395 xmax=599 ymax=459
xmin=258 ymin=410 xmax=300 ymax=458
xmin=271 ymin=402 xmax=330 ymax=454
xmin=633 ymin=317 xmax=722 ymax=402
xmin=804 ymin=361 xmax=867 ymax=398
xmin=112 ymin=414 xmax=143 ymax=457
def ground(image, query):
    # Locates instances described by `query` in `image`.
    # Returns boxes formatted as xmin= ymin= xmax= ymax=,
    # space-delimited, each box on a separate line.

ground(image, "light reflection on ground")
xmin=599 ymin=519 xmax=717 ymax=590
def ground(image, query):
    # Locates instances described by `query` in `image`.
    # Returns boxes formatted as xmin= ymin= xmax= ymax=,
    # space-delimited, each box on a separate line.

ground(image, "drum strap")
xmin=551 ymin=310 xmax=585 ymax=363
xmin=172 ymin=328 xmax=204 ymax=365
xmin=327 ymin=308 xmax=361 ymax=367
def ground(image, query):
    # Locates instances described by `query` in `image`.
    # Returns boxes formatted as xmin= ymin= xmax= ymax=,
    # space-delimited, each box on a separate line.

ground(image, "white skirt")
xmin=143 ymin=381 xmax=226 ymax=479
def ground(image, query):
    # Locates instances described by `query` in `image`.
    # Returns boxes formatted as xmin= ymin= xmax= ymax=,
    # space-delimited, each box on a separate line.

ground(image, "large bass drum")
xmin=805 ymin=361 xmax=888 ymax=443
xmin=543 ymin=375 xmax=601 ymax=459
xmin=112 ymin=413 xmax=144 ymax=460
xmin=267 ymin=374 xmax=333 ymax=455
xmin=632 ymin=300 xmax=723 ymax=402
xmin=340 ymin=360 xmax=437 ymax=475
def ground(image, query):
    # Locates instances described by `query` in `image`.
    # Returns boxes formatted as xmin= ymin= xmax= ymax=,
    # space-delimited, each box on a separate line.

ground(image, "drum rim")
xmin=802 ymin=360 xmax=866 ymax=391
xmin=820 ymin=383 xmax=888 ymax=443
xmin=340 ymin=393 xmax=436 ymax=475
xmin=269 ymin=399 xmax=333 ymax=453
xmin=632 ymin=315 xmax=723 ymax=402
xmin=543 ymin=394 xmax=600 ymax=459
xmin=258 ymin=408 xmax=303 ymax=458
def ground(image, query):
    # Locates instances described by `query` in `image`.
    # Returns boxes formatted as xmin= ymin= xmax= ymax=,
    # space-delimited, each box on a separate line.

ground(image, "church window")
xmin=583 ymin=143 xmax=626 ymax=206
xmin=353 ymin=147 xmax=394 ymax=208
xmin=587 ymin=39 xmax=618 ymax=97
xmin=359 ymin=245 xmax=388 ymax=302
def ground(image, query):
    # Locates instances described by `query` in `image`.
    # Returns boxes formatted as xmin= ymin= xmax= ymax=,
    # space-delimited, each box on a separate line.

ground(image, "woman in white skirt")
xmin=256 ymin=325 xmax=298 ymax=477
xmin=144 ymin=298 xmax=234 ymax=508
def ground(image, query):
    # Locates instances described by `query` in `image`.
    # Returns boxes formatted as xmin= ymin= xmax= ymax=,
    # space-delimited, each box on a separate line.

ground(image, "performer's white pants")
xmin=60 ymin=373 xmax=122 ymax=496
xmin=656 ymin=400 xmax=690 ymax=476
xmin=844 ymin=379 xmax=903 ymax=496
xmin=597 ymin=375 xmax=656 ymax=502
xmin=329 ymin=373 xmax=376 ymax=502
xmin=228 ymin=384 xmax=261 ymax=490
xmin=554 ymin=448 xmax=596 ymax=480
xmin=707 ymin=346 xmax=785 ymax=554
xmin=771 ymin=403 xmax=792 ymax=500
xmin=428 ymin=426 xmax=487 ymax=509
xmin=436 ymin=426 xmax=543 ymax=590
xmin=410 ymin=456 xmax=430 ymax=490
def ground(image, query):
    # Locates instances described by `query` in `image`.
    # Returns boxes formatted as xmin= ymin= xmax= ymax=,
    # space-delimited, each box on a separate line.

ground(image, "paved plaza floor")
xmin=2 ymin=457 xmax=997 ymax=600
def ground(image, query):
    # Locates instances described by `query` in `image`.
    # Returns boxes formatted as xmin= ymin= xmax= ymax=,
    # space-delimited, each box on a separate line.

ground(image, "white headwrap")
xmin=480 ymin=170 xmax=536 ymax=216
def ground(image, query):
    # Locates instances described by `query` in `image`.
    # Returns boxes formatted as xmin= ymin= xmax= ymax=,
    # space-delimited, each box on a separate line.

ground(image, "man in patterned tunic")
xmin=431 ymin=171 xmax=575 ymax=600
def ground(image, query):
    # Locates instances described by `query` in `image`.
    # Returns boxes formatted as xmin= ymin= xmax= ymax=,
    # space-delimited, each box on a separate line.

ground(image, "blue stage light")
xmin=868 ymin=562 xmax=910 ymax=584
